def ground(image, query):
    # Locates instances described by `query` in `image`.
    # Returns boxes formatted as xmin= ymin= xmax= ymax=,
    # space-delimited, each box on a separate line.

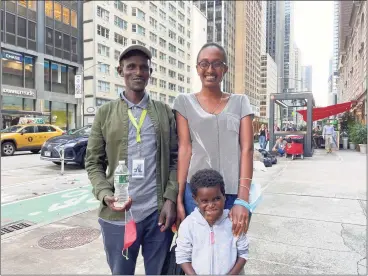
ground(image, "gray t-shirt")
xmin=173 ymin=93 xmax=253 ymax=195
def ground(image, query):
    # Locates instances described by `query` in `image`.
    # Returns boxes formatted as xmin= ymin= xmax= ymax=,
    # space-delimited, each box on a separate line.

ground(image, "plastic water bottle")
xmin=114 ymin=160 xmax=129 ymax=208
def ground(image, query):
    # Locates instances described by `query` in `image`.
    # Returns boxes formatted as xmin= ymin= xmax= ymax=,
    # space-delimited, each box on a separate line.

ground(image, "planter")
xmin=342 ymin=137 xmax=349 ymax=149
xmin=359 ymin=144 xmax=367 ymax=154
xmin=349 ymin=142 xmax=356 ymax=150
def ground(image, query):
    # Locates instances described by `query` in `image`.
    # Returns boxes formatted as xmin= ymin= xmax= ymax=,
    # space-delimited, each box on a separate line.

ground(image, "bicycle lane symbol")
xmin=1 ymin=186 xmax=100 ymax=225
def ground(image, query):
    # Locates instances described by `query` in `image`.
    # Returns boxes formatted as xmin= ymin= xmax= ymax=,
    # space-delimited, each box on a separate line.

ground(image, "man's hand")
xmin=229 ymin=205 xmax=249 ymax=237
xmin=158 ymin=199 xmax=176 ymax=232
xmin=104 ymin=196 xmax=132 ymax=212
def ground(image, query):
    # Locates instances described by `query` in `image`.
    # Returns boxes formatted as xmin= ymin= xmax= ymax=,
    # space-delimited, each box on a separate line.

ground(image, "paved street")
xmin=1 ymin=149 xmax=367 ymax=275
xmin=1 ymin=153 xmax=97 ymax=226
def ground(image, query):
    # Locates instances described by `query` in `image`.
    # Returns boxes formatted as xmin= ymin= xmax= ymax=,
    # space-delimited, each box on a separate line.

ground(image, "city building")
xmin=260 ymin=54 xmax=277 ymax=123
xmin=190 ymin=5 xmax=207 ymax=94
xmin=194 ymin=1 xmax=236 ymax=94
xmin=266 ymin=0 xmax=285 ymax=94
xmin=294 ymin=44 xmax=302 ymax=92
xmin=235 ymin=1 xmax=262 ymax=117
xmin=337 ymin=1 xmax=366 ymax=123
xmin=301 ymin=65 xmax=313 ymax=92
xmin=283 ymin=0 xmax=295 ymax=92
xmin=329 ymin=1 xmax=340 ymax=105
xmin=82 ymin=1 xmax=194 ymax=125
xmin=1 ymin=0 xmax=83 ymax=130
xmin=261 ymin=1 xmax=267 ymax=55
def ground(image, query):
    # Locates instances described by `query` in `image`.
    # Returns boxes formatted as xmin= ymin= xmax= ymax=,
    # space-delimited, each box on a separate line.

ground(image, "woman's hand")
xmin=229 ymin=204 xmax=249 ymax=237
xmin=176 ymin=200 xmax=186 ymax=229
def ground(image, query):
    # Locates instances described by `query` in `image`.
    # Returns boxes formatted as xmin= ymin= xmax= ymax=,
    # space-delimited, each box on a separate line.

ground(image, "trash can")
xmin=342 ymin=137 xmax=348 ymax=150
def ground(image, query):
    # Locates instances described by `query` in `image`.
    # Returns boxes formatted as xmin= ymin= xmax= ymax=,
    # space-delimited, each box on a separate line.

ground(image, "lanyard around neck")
xmin=127 ymin=109 xmax=147 ymax=143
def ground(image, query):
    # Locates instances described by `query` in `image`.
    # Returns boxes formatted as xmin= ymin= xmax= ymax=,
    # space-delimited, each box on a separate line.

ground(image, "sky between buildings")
xmin=294 ymin=1 xmax=334 ymax=107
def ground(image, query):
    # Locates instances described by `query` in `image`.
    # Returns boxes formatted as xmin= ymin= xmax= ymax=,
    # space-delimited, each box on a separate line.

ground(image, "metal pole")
xmin=60 ymin=146 xmax=65 ymax=175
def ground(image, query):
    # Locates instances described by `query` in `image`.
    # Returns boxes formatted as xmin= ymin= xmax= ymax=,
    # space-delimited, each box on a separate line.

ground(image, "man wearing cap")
xmin=85 ymin=45 xmax=178 ymax=275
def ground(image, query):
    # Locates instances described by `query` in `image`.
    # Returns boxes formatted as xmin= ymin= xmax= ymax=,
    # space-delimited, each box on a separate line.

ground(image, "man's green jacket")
xmin=85 ymin=97 xmax=178 ymax=221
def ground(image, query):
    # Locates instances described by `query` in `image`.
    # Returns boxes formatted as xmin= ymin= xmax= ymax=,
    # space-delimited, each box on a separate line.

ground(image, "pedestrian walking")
xmin=173 ymin=42 xmax=254 ymax=237
xmin=258 ymin=124 xmax=267 ymax=149
xmin=85 ymin=45 xmax=178 ymax=275
xmin=175 ymin=169 xmax=249 ymax=275
xmin=322 ymin=121 xmax=335 ymax=153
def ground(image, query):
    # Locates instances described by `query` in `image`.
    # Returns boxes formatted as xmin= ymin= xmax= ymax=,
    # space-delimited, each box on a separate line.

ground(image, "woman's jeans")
xmin=259 ymin=135 xmax=266 ymax=149
xmin=184 ymin=183 xmax=252 ymax=222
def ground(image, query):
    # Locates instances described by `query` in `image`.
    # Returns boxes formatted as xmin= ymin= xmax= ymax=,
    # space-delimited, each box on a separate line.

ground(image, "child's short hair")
xmin=189 ymin=169 xmax=225 ymax=196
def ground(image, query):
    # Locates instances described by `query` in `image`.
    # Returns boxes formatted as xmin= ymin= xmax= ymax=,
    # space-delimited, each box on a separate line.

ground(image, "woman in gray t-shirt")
xmin=173 ymin=43 xmax=254 ymax=236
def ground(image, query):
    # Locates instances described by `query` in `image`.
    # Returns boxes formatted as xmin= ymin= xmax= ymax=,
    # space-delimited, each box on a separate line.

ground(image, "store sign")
xmin=1 ymin=51 xmax=23 ymax=62
xmin=75 ymin=74 xmax=83 ymax=99
xmin=2 ymin=87 xmax=35 ymax=98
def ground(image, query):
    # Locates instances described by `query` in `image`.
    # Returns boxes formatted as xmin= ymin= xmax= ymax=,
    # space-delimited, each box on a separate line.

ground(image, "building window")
xmin=98 ymin=44 xmax=110 ymax=57
xmin=114 ymin=33 xmax=127 ymax=46
xmin=115 ymin=85 xmax=125 ymax=96
xmin=96 ymin=98 xmax=111 ymax=108
xmin=159 ymin=80 xmax=166 ymax=88
xmin=150 ymin=47 xmax=157 ymax=58
xmin=54 ymin=2 xmax=62 ymax=21
xmin=169 ymin=70 xmax=176 ymax=78
xmin=63 ymin=7 xmax=70 ymax=25
xmin=28 ymin=0 xmax=37 ymax=11
xmin=149 ymin=2 xmax=157 ymax=13
xmin=98 ymin=63 xmax=110 ymax=75
xmin=51 ymin=102 xmax=67 ymax=130
xmin=98 ymin=81 xmax=110 ymax=93
xmin=97 ymin=25 xmax=110 ymax=39
xmin=159 ymin=38 xmax=166 ymax=48
xmin=114 ymin=1 xmax=127 ymax=14
xmin=159 ymin=9 xmax=166 ymax=20
xmin=68 ymin=67 xmax=76 ymax=95
xmin=71 ymin=10 xmax=77 ymax=28
xmin=178 ymin=73 xmax=184 ymax=82
xmin=45 ymin=0 xmax=53 ymax=18
xmin=150 ymin=77 xmax=157 ymax=86
xmin=2 ymin=50 xmax=24 ymax=87
xmin=44 ymin=60 xmax=75 ymax=94
xmin=115 ymin=50 xmax=120 ymax=61
xmin=178 ymin=86 xmax=185 ymax=93
xmin=150 ymin=32 xmax=157 ymax=43
xmin=168 ymin=83 xmax=176 ymax=91
xmin=97 ymin=6 xmax=109 ymax=21
xmin=114 ymin=15 xmax=127 ymax=30
xmin=160 ymin=93 xmax=166 ymax=102
xmin=159 ymin=66 xmax=166 ymax=75
xmin=132 ymin=24 xmax=145 ymax=36
xmin=51 ymin=63 xmax=67 ymax=94
xmin=149 ymin=17 xmax=157 ymax=29
xmin=17 ymin=17 xmax=26 ymax=38
xmin=24 ymin=56 xmax=34 ymax=89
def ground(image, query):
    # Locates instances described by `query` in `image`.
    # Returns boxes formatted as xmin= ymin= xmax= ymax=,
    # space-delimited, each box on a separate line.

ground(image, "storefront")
xmin=1 ymin=48 xmax=78 ymax=130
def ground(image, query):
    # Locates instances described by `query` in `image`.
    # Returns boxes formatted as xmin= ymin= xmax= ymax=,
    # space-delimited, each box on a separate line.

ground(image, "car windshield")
xmin=70 ymin=126 xmax=91 ymax=137
xmin=1 ymin=126 xmax=23 ymax=133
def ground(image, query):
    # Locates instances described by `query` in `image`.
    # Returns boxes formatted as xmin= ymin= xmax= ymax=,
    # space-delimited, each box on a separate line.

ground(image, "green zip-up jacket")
xmin=85 ymin=97 xmax=178 ymax=221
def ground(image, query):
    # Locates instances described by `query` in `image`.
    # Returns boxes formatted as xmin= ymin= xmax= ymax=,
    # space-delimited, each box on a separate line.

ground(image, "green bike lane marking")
xmin=1 ymin=185 xmax=100 ymax=225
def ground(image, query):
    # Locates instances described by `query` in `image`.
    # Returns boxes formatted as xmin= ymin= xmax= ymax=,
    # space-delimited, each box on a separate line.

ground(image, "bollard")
xmin=60 ymin=146 xmax=65 ymax=175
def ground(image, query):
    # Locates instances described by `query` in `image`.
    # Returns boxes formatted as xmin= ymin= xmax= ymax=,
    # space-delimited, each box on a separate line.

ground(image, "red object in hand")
xmin=171 ymin=224 xmax=177 ymax=233
xmin=123 ymin=219 xmax=137 ymax=250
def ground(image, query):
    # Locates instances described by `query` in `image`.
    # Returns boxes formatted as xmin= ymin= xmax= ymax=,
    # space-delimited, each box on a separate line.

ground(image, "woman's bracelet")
xmin=239 ymin=184 xmax=250 ymax=191
xmin=239 ymin=177 xmax=252 ymax=181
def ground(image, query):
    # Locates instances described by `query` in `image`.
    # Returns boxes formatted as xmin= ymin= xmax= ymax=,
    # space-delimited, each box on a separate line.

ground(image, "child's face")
xmin=193 ymin=185 xmax=225 ymax=225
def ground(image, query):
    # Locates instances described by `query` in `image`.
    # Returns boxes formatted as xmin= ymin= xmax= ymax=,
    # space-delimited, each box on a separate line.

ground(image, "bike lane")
xmin=1 ymin=185 xmax=100 ymax=226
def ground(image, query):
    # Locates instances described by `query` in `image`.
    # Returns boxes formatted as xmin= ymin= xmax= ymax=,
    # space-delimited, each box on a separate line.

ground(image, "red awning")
xmin=297 ymin=101 xmax=356 ymax=122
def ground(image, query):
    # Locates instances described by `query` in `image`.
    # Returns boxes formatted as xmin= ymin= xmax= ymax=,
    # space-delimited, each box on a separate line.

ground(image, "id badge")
xmin=132 ymin=158 xmax=145 ymax=179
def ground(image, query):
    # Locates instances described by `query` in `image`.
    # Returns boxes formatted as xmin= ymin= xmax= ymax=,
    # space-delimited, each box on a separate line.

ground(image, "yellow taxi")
xmin=1 ymin=122 xmax=64 ymax=156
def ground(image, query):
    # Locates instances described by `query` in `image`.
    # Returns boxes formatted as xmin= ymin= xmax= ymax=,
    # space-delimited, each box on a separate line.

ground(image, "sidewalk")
xmin=1 ymin=149 xmax=366 ymax=275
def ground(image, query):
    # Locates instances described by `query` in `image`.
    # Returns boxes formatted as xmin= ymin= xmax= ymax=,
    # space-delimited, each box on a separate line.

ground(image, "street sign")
xmin=75 ymin=74 xmax=83 ymax=98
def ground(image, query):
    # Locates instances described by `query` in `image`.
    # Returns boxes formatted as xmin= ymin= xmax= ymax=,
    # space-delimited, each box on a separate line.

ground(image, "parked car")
xmin=1 ymin=124 xmax=64 ymax=156
xmin=40 ymin=125 xmax=91 ymax=168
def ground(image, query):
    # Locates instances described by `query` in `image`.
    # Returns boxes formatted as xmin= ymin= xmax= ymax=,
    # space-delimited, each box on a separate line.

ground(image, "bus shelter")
xmin=268 ymin=92 xmax=315 ymax=157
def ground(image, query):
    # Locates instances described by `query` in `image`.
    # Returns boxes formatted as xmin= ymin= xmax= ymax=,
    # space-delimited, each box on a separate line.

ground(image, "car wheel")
xmin=31 ymin=150 xmax=40 ymax=154
xmin=53 ymin=161 xmax=61 ymax=165
xmin=2 ymin=142 xmax=15 ymax=156
xmin=80 ymin=152 xmax=86 ymax=169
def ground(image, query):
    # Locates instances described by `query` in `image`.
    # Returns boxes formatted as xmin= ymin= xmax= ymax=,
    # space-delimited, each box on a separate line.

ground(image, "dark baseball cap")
xmin=118 ymin=45 xmax=152 ymax=62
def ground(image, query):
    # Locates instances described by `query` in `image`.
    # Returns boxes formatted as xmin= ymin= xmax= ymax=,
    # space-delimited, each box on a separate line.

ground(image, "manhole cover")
xmin=38 ymin=227 xmax=100 ymax=250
